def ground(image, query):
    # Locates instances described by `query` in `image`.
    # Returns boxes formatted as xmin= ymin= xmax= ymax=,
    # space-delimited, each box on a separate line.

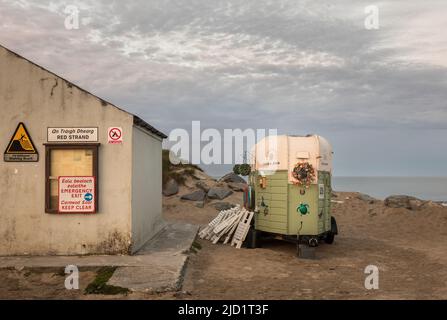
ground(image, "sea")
xmin=212 ymin=175 xmax=447 ymax=203
xmin=214 ymin=176 xmax=447 ymax=204
xmin=333 ymin=177 xmax=447 ymax=202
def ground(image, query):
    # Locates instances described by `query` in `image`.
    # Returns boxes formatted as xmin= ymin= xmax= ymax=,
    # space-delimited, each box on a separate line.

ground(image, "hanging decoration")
xmin=291 ymin=162 xmax=316 ymax=188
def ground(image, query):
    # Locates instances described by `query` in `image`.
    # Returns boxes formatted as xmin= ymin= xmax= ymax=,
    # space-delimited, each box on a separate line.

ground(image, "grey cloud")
xmin=0 ymin=0 xmax=446 ymax=175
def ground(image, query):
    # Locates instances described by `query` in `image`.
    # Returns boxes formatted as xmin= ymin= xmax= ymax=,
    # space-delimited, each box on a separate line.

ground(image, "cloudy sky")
xmin=1 ymin=0 xmax=446 ymax=177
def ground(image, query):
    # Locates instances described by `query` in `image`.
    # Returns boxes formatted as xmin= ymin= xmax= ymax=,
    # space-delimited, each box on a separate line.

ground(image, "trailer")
xmin=246 ymin=135 xmax=338 ymax=253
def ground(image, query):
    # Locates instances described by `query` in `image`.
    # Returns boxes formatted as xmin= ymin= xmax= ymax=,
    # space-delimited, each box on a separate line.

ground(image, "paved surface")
xmin=109 ymin=223 xmax=200 ymax=293
xmin=0 ymin=223 xmax=200 ymax=293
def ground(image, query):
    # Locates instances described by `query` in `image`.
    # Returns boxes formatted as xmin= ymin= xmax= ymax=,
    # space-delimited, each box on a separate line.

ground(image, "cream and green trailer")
xmin=248 ymin=135 xmax=338 ymax=248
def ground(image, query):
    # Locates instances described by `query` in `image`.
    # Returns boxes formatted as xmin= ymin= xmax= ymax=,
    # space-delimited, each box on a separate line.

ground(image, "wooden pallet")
xmin=201 ymin=206 xmax=255 ymax=248
xmin=231 ymin=211 xmax=255 ymax=249
xmin=199 ymin=207 xmax=239 ymax=239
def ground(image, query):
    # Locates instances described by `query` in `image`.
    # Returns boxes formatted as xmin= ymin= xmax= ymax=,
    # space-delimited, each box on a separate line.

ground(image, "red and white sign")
xmin=108 ymin=127 xmax=123 ymax=144
xmin=58 ymin=176 xmax=96 ymax=214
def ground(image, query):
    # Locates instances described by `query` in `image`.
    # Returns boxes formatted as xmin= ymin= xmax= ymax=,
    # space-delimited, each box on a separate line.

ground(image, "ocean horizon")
xmin=212 ymin=175 xmax=447 ymax=202
xmin=333 ymin=176 xmax=447 ymax=202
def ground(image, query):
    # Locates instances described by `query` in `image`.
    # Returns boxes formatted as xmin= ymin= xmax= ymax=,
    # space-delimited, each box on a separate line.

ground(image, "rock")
xmin=208 ymin=188 xmax=233 ymax=200
xmin=219 ymin=173 xmax=247 ymax=184
xmin=195 ymin=201 xmax=205 ymax=209
xmin=181 ymin=190 xmax=206 ymax=202
xmin=163 ymin=179 xmax=179 ymax=197
xmin=384 ymin=195 xmax=424 ymax=210
xmin=357 ymin=193 xmax=377 ymax=204
xmin=213 ymin=202 xmax=237 ymax=211
xmin=196 ymin=181 xmax=212 ymax=193
xmin=228 ymin=182 xmax=246 ymax=192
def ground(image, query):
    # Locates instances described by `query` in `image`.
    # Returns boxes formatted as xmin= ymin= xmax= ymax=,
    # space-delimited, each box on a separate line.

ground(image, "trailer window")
xmin=45 ymin=144 xmax=99 ymax=213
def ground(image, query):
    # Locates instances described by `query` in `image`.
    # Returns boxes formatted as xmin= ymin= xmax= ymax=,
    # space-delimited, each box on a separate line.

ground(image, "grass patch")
xmin=84 ymin=267 xmax=130 ymax=295
xmin=163 ymin=149 xmax=204 ymax=187
xmin=190 ymin=241 xmax=203 ymax=254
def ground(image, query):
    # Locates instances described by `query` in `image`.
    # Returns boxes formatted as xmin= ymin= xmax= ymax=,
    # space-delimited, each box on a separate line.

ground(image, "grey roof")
xmin=1 ymin=44 xmax=167 ymax=140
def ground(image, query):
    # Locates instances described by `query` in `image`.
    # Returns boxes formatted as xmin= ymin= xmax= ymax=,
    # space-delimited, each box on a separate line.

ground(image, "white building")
xmin=0 ymin=45 xmax=167 ymax=256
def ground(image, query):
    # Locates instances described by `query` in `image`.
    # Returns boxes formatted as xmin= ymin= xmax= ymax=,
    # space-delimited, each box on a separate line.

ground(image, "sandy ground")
xmin=1 ymin=182 xmax=446 ymax=300
xmin=167 ymin=190 xmax=447 ymax=300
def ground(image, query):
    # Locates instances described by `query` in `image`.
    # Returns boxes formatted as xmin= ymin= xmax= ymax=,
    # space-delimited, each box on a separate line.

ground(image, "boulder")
xmin=357 ymin=193 xmax=377 ymax=204
xmin=213 ymin=202 xmax=237 ymax=211
xmin=228 ymin=182 xmax=247 ymax=192
xmin=181 ymin=190 xmax=206 ymax=202
xmin=219 ymin=173 xmax=247 ymax=184
xmin=384 ymin=195 xmax=424 ymax=210
xmin=196 ymin=181 xmax=212 ymax=193
xmin=208 ymin=188 xmax=233 ymax=200
xmin=163 ymin=179 xmax=179 ymax=197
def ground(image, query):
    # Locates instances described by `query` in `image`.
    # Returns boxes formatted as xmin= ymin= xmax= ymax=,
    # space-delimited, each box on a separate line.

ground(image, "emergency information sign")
xmin=58 ymin=176 xmax=96 ymax=213
xmin=48 ymin=128 xmax=98 ymax=143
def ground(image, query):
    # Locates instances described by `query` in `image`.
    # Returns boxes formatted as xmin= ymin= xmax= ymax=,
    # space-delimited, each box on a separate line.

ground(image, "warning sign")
xmin=108 ymin=127 xmax=123 ymax=144
xmin=58 ymin=176 xmax=96 ymax=214
xmin=4 ymin=123 xmax=39 ymax=162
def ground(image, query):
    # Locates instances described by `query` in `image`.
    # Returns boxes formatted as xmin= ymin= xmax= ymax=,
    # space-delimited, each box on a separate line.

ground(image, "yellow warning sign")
xmin=4 ymin=123 xmax=39 ymax=162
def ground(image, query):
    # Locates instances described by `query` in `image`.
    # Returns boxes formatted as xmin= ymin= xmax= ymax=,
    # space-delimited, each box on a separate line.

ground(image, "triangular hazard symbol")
xmin=4 ymin=123 xmax=39 ymax=162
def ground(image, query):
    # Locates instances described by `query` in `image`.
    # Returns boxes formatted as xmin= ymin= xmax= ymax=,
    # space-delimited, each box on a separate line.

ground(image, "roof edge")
xmin=133 ymin=116 xmax=167 ymax=139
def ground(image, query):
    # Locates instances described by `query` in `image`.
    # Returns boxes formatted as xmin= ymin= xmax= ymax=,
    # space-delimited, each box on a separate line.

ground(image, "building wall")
xmin=0 ymin=46 xmax=136 ymax=256
xmin=131 ymin=126 xmax=165 ymax=253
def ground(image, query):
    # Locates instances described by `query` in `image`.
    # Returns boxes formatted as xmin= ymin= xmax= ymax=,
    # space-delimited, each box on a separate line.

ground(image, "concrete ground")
xmin=109 ymin=223 xmax=199 ymax=293
xmin=0 ymin=223 xmax=199 ymax=295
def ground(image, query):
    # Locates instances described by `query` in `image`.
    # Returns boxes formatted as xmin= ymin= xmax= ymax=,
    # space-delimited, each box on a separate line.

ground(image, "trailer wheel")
xmin=245 ymin=227 xmax=259 ymax=249
xmin=325 ymin=232 xmax=335 ymax=244
xmin=324 ymin=216 xmax=338 ymax=244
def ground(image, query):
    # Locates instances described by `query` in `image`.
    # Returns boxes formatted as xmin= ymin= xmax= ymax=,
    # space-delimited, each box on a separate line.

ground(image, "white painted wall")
xmin=0 ymin=46 xmax=163 ymax=256
xmin=131 ymin=126 xmax=165 ymax=253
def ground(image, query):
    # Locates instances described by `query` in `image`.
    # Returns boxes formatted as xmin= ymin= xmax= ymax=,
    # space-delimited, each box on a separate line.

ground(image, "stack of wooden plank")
xmin=199 ymin=205 xmax=254 ymax=249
